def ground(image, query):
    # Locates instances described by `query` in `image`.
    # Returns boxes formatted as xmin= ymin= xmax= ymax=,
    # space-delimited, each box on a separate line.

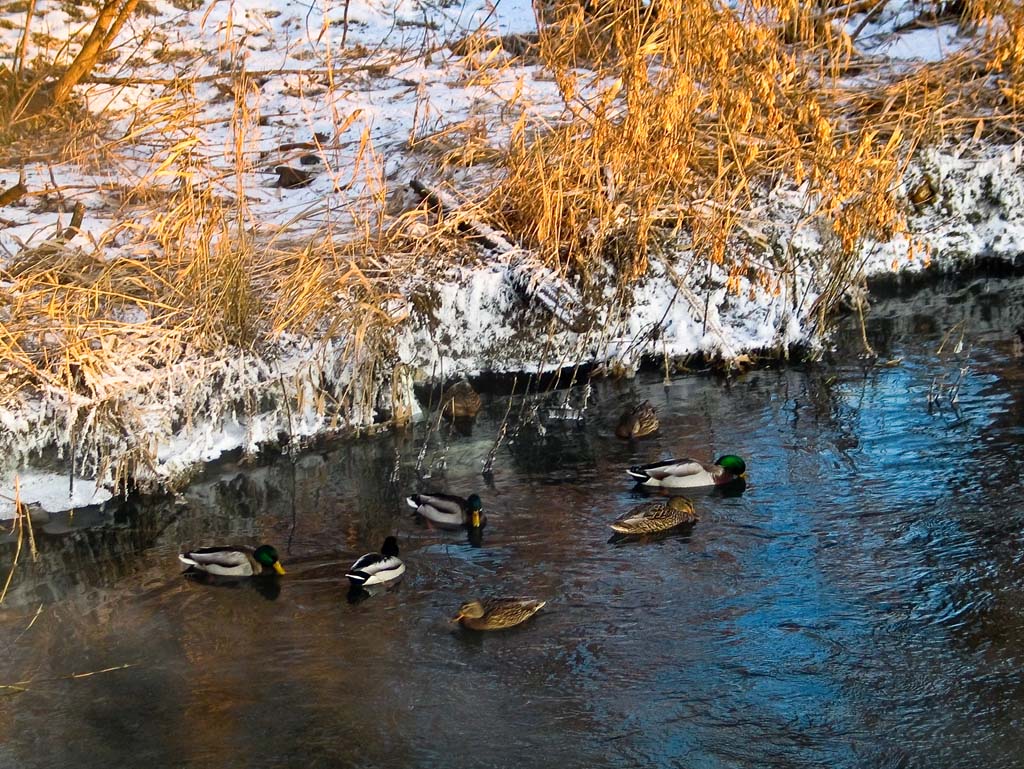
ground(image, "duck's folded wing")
xmin=611 ymin=504 xmax=667 ymax=530
xmin=179 ymin=547 xmax=249 ymax=569
xmin=411 ymin=493 xmax=464 ymax=516
xmin=639 ymin=458 xmax=705 ymax=480
xmin=489 ymin=598 xmax=546 ymax=619
xmin=612 ymin=507 xmax=645 ymax=526
xmin=348 ymin=552 xmax=384 ymax=573
xmin=347 ymin=554 xmax=404 ymax=582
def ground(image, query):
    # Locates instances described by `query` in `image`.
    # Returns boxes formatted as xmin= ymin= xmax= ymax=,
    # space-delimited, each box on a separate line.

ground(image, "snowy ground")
xmin=0 ymin=0 xmax=1021 ymax=516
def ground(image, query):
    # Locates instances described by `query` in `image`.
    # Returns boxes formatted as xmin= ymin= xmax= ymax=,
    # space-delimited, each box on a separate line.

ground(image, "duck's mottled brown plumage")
xmin=441 ymin=380 xmax=482 ymax=419
xmin=615 ymin=401 xmax=659 ymax=439
xmin=610 ymin=497 xmax=698 ymax=534
xmin=453 ymin=598 xmax=546 ymax=630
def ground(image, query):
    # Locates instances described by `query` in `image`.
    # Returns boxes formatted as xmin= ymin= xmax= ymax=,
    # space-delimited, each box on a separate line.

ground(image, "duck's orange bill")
xmin=451 ymin=612 xmax=465 ymax=623
xmin=273 ymin=561 xmax=287 ymax=575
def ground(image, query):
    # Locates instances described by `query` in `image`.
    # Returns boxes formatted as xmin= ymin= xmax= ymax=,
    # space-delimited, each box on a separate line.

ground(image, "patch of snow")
xmin=867 ymin=26 xmax=968 ymax=62
xmin=864 ymin=142 xmax=1024 ymax=274
xmin=0 ymin=472 xmax=113 ymax=520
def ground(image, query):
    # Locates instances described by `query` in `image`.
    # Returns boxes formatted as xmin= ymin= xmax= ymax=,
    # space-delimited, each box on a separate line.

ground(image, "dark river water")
xmin=2 ymin=275 xmax=1024 ymax=769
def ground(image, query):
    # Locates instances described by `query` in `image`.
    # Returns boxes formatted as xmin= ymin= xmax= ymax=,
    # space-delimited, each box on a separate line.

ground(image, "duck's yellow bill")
xmin=273 ymin=561 xmax=287 ymax=575
xmin=471 ymin=512 xmax=481 ymax=528
xmin=451 ymin=612 xmax=464 ymax=623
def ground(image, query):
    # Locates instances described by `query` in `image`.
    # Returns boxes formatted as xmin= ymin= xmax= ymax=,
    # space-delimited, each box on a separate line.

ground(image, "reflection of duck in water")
xmin=610 ymin=497 xmax=698 ymax=535
xmin=346 ymin=537 xmax=405 ymax=590
xmin=407 ymin=492 xmax=485 ymax=531
xmin=178 ymin=544 xmax=286 ymax=577
xmin=452 ymin=598 xmax=546 ymax=631
xmin=182 ymin=569 xmax=283 ymax=600
xmin=440 ymin=380 xmax=482 ymax=420
xmin=628 ymin=455 xmax=746 ymax=488
xmin=615 ymin=401 xmax=659 ymax=439
xmin=347 ymin=581 xmax=392 ymax=604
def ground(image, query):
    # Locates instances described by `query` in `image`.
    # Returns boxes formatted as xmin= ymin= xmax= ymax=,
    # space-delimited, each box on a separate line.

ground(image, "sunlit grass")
xmin=487 ymin=0 xmax=1022 ymax=314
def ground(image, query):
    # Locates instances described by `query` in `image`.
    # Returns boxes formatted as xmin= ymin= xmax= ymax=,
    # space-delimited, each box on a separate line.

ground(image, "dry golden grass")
xmin=0 ymin=49 xmax=428 ymax=488
xmin=487 ymin=0 xmax=1024 ymax=313
xmin=969 ymin=0 xmax=1024 ymax=104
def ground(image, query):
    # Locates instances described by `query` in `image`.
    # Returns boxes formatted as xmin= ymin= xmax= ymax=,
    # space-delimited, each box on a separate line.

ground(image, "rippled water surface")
xmin=2 ymin=276 xmax=1024 ymax=769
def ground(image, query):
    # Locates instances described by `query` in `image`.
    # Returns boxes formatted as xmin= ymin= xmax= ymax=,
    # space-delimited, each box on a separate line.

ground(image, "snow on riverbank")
xmin=0 ymin=0 xmax=1021 ymax=517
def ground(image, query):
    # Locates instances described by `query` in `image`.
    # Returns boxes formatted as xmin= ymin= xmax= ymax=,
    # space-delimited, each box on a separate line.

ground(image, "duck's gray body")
xmin=628 ymin=458 xmax=725 ymax=488
xmin=407 ymin=493 xmax=483 ymax=530
xmin=179 ymin=547 xmax=266 ymax=577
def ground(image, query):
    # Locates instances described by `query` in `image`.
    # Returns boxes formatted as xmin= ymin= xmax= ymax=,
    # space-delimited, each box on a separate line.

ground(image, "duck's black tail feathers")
xmin=627 ymin=465 xmax=649 ymax=481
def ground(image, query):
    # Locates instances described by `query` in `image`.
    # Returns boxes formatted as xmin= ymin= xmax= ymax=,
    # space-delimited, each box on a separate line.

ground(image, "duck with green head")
xmin=407 ymin=492 xmax=485 ymax=530
xmin=178 ymin=544 xmax=286 ymax=578
xmin=627 ymin=455 xmax=746 ymax=489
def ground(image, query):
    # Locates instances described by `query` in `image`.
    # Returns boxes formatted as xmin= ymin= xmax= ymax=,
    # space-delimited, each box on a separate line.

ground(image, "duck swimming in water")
xmin=346 ymin=536 xmax=405 ymax=588
xmin=615 ymin=400 xmax=659 ymax=439
xmin=440 ymin=380 xmax=482 ymax=419
xmin=452 ymin=598 xmax=546 ymax=631
xmin=627 ymin=455 xmax=746 ymax=488
xmin=407 ymin=492 xmax=485 ymax=530
xmin=178 ymin=544 xmax=286 ymax=577
xmin=610 ymin=497 xmax=698 ymax=534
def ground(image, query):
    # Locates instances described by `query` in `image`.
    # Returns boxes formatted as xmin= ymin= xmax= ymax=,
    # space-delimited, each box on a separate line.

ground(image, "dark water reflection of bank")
xmin=2 ymin=276 xmax=1024 ymax=769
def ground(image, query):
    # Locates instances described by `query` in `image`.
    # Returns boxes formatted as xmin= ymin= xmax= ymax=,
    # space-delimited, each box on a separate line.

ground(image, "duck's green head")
xmin=254 ymin=544 xmax=286 ymax=575
xmin=715 ymin=455 xmax=747 ymax=477
xmin=467 ymin=494 xmax=484 ymax=528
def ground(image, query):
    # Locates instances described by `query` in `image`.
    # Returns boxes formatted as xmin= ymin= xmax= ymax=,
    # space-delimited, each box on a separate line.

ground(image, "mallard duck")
xmin=627 ymin=455 xmax=746 ymax=488
xmin=178 ymin=544 xmax=286 ymax=577
xmin=615 ymin=400 xmax=659 ymax=439
xmin=452 ymin=598 xmax=546 ymax=631
xmin=346 ymin=536 xmax=405 ymax=588
xmin=610 ymin=497 xmax=698 ymax=534
xmin=440 ymin=380 xmax=482 ymax=419
xmin=407 ymin=492 xmax=485 ymax=530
